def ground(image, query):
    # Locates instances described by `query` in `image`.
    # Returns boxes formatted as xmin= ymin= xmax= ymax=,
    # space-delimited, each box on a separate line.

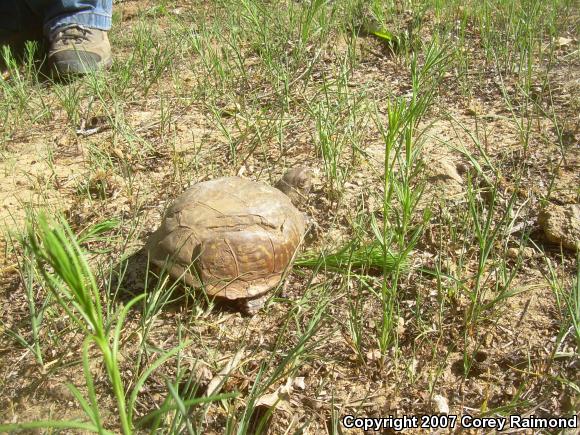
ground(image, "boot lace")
xmin=52 ymin=25 xmax=93 ymax=45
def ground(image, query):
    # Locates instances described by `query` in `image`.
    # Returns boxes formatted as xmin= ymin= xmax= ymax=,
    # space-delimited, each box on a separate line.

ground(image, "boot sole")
xmin=50 ymin=55 xmax=112 ymax=77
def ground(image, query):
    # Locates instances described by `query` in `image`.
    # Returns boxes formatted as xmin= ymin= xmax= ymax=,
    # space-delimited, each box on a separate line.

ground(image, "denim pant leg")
xmin=24 ymin=0 xmax=113 ymax=35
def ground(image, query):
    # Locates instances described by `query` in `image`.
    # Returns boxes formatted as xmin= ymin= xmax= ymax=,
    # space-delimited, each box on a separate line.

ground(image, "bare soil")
xmin=1 ymin=1 xmax=578 ymax=433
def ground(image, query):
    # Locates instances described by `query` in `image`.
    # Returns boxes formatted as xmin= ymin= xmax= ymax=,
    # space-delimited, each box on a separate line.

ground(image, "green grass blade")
xmin=296 ymin=240 xmax=404 ymax=273
xmin=127 ymin=340 xmax=191 ymax=423
xmin=112 ymin=293 xmax=147 ymax=362
xmin=369 ymin=28 xmax=396 ymax=42
xmin=166 ymin=380 xmax=195 ymax=434
xmin=81 ymin=337 xmax=105 ymax=433
xmin=0 ymin=420 xmax=114 ymax=433
xmin=65 ymin=383 xmax=100 ymax=429
xmin=135 ymin=392 xmax=238 ymax=428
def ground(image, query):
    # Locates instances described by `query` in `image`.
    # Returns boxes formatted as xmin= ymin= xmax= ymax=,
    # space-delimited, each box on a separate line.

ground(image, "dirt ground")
xmin=1 ymin=0 xmax=579 ymax=433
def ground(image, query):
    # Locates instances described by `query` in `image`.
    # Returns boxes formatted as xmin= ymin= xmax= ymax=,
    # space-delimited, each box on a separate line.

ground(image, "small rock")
xmin=484 ymin=331 xmax=494 ymax=346
xmin=432 ymin=394 xmax=450 ymax=414
xmin=196 ymin=364 xmax=213 ymax=385
xmin=293 ymin=377 xmax=306 ymax=390
xmin=55 ymin=134 xmax=71 ymax=148
xmin=425 ymin=157 xmax=464 ymax=198
xmin=507 ymin=246 xmax=535 ymax=259
xmin=47 ymin=383 xmax=75 ymax=402
xmin=430 ymin=160 xmax=463 ymax=184
xmin=466 ymin=100 xmax=484 ymax=116
xmin=538 ymin=204 xmax=580 ymax=251
xmin=220 ymin=102 xmax=240 ymax=117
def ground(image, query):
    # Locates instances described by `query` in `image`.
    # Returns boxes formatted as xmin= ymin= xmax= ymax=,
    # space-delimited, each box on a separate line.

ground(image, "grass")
xmin=0 ymin=213 xmax=231 ymax=434
xmin=0 ymin=0 xmax=579 ymax=432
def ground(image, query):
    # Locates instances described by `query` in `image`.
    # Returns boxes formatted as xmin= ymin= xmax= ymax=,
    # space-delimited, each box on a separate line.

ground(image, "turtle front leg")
xmin=237 ymin=294 xmax=269 ymax=315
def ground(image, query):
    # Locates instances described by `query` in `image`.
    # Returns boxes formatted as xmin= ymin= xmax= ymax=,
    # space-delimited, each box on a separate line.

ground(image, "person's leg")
xmin=24 ymin=0 xmax=112 ymax=35
xmin=24 ymin=0 xmax=113 ymax=75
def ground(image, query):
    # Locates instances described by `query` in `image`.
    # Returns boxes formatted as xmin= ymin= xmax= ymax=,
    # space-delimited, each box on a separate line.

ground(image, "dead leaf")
xmin=76 ymin=116 xmax=110 ymax=137
xmin=205 ymin=349 xmax=245 ymax=397
xmin=366 ymin=349 xmax=381 ymax=362
xmin=396 ymin=316 xmax=406 ymax=335
xmin=556 ymin=37 xmax=573 ymax=47
xmin=111 ymin=147 xmax=125 ymax=161
xmin=255 ymin=380 xmax=293 ymax=413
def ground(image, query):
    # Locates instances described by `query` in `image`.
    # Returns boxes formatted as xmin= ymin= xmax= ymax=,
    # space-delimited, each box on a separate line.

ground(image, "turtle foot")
xmin=237 ymin=294 xmax=268 ymax=315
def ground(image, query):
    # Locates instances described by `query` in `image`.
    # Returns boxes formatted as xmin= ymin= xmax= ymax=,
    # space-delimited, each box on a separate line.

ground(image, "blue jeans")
xmin=0 ymin=0 xmax=112 ymax=35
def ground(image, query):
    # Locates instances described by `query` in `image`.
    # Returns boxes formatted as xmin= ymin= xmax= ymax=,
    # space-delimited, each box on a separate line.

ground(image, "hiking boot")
xmin=48 ymin=24 xmax=112 ymax=75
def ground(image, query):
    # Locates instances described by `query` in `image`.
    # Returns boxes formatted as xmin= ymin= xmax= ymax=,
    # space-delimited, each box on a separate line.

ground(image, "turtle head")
xmin=275 ymin=166 xmax=313 ymax=205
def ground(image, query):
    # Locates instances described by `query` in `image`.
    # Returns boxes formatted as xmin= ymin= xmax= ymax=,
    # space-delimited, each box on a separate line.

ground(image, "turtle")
xmin=146 ymin=167 xmax=312 ymax=314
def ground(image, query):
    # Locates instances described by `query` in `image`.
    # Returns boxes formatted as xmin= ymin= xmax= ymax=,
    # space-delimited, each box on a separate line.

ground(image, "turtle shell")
xmin=146 ymin=177 xmax=306 ymax=300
